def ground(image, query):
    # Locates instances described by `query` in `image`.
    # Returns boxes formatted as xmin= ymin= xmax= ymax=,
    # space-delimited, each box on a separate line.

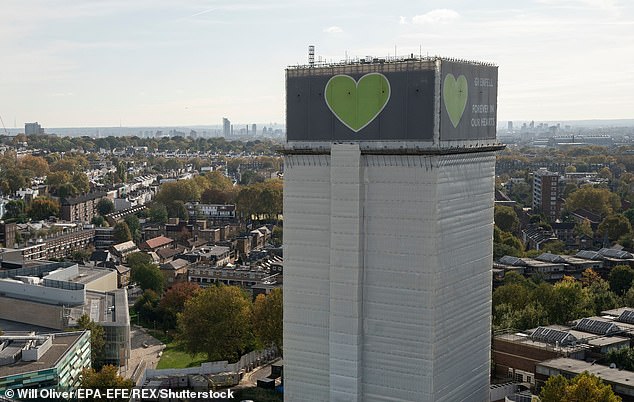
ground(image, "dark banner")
xmin=286 ymin=69 xmax=435 ymax=141
xmin=440 ymin=61 xmax=498 ymax=140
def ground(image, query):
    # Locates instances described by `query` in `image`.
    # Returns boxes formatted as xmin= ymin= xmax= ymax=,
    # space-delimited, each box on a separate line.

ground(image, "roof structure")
xmin=574 ymin=318 xmax=622 ymax=335
xmin=142 ymin=236 xmax=174 ymax=250
xmin=530 ymin=327 xmax=577 ymax=346
xmin=536 ymin=253 xmax=566 ymax=263
xmin=598 ymin=248 xmax=633 ymax=259
xmin=575 ymin=250 xmax=602 ymax=260
xmin=617 ymin=309 xmax=634 ymax=325
xmin=499 ymin=256 xmax=524 ymax=266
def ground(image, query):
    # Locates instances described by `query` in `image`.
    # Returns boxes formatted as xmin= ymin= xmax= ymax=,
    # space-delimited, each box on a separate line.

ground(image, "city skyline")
xmin=1 ymin=0 xmax=633 ymax=128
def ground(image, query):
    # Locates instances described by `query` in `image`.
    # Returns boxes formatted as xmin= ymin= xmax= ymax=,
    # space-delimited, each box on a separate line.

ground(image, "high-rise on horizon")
xmin=283 ymin=57 xmax=501 ymax=401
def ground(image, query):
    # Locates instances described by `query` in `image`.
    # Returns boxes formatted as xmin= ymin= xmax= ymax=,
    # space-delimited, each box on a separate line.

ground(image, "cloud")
xmin=399 ymin=16 xmax=407 ymax=24
xmin=323 ymin=26 xmax=343 ymax=33
xmin=412 ymin=9 xmax=460 ymax=24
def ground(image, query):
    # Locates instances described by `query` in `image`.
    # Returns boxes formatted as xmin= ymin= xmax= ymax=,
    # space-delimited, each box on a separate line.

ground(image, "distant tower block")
xmin=308 ymin=45 xmax=315 ymax=67
xmin=283 ymin=57 xmax=502 ymax=401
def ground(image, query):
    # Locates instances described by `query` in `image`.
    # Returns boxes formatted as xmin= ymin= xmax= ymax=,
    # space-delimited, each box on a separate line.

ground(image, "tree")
xmin=27 ymin=197 xmax=60 ymax=220
xmin=126 ymin=252 xmax=153 ymax=269
xmin=540 ymin=372 xmax=621 ymax=402
xmin=609 ymin=265 xmax=634 ymax=296
xmin=149 ymin=203 xmax=168 ymax=224
xmin=80 ymin=365 xmax=133 ymax=401
xmin=91 ymin=216 xmax=107 ymax=227
xmin=96 ymin=199 xmax=115 ymax=216
xmin=131 ymin=263 xmax=164 ymax=293
xmin=178 ymin=285 xmax=253 ymax=362
xmin=159 ymin=282 xmax=200 ymax=330
xmin=77 ymin=314 xmax=106 ymax=369
xmin=598 ymin=214 xmax=632 ymax=243
xmin=624 ymin=286 xmax=634 ymax=307
xmin=134 ymin=289 xmax=161 ymax=323
xmin=565 ymin=187 xmax=620 ymax=217
xmin=253 ymin=289 xmax=283 ymax=351
xmin=2 ymin=199 xmax=27 ymax=222
xmin=586 ymin=278 xmax=620 ymax=314
xmin=18 ymin=155 xmax=49 ymax=177
xmin=607 ymin=347 xmax=634 ymax=371
xmin=574 ymin=219 xmax=594 ymax=238
xmin=495 ymin=205 xmax=520 ymax=232
xmin=72 ymin=172 xmax=90 ymax=194
xmin=112 ymin=222 xmax=132 ymax=243
xmin=623 ymin=208 xmax=634 ymax=226
xmin=124 ymin=214 xmax=141 ymax=242
xmin=545 ymin=279 xmax=593 ymax=324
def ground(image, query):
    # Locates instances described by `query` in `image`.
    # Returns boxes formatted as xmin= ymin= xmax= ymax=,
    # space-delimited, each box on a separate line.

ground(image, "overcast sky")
xmin=0 ymin=0 xmax=632 ymax=128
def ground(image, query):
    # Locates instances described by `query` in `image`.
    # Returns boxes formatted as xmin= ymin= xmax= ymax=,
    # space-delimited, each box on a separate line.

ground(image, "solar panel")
xmin=500 ymin=256 xmax=523 ymax=266
xmin=599 ymin=248 xmax=633 ymax=259
xmin=536 ymin=253 xmax=565 ymax=263
xmin=617 ymin=310 xmax=634 ymax=324
xmin=530 ymin=327 xmax=577 ymax=346
xmin=574 ymin=318 xmax=621 ymax=335
xmin=575 ymin=250 xmax=601 ymax=260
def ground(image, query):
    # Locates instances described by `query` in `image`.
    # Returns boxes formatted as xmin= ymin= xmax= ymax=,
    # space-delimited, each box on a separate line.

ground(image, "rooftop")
xmin=0 ymin=331 xmax=86 ymax=378
xmin=537 ymin=358 xmax=634 ymax=390
xmin=143 ymin=235 xmax=174 ymax=249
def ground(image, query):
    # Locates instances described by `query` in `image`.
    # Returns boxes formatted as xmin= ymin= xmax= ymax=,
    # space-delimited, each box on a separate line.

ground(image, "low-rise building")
xmin=0 ymin=330 xmax=91 ymax=391
xmin=536 ymin=358 xmax=634 ymax=400
xmin=110 ymin=241 xmax=139 ymax=262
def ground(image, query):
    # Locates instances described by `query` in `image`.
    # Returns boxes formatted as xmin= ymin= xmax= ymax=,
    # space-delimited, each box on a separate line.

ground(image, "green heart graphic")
xmin=443 ymin=74 xmax=468 ymax=128
xmin=325 ymin=73 xmax=390 ymax=132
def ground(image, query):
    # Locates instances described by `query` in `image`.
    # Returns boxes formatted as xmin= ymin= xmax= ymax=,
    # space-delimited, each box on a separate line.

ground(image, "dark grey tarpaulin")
xmin=286 ymin=68 xmax=435 ymax=141
xmin=440 ymin=60 xmax=498 ymax=141
xmin=286 ymin=59 xmax=498 ymax=143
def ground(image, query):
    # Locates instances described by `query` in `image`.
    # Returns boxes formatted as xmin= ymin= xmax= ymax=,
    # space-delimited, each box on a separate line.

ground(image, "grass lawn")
xmin=154 ymin=333 xmax=207 ymax=369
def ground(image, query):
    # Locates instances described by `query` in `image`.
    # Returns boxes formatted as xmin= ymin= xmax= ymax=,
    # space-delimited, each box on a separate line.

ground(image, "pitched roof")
xmin=143 ymin=235 xmax=174 ymax=249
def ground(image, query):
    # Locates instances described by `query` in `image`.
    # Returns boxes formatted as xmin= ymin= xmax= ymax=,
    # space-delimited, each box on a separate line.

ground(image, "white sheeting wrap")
xmin=284 ymin=144 xmax=495 ymax=402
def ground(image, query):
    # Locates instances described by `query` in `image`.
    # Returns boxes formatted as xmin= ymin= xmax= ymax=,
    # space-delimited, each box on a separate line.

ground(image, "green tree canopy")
xmin=27 ymin=197 xmax=60 ymax=221
xmin=124 ymin=214 xmax=141 ymax=242
xmin=565 ymin=186 xmax=621 ymax=217
xmin=80 ymin=365 xmax=133 ymax=401
xmin=609 ymin=265 xmax=634 ymax=296
xmin=2 ymin=199 xmax=27 ymax=222
xmin=148 ymin=203 xmax=168 ymax=224
xmin=540 ymin=371 xmax=621 ymax=402
xmin=178 ymin=285 xmax=253 ymax=362
xmin=113 ymin=222 xmax=132 ymax=243
xmin=96 ymin=198 xmax=115 ymax=216
xmin=253 ymin=288 xmax=283 ymax=351
xmin=598 ymin=214 xmax=632 ymax=243
xmin=77 ymin=314 xmax=105 ymax=369
xmin=131 ymin=263 xmax=164 ymax=293
xmin=494 ymin=205 xmax=520 ymax=232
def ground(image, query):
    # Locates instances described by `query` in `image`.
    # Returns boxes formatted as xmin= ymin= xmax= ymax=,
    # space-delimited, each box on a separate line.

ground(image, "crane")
xmin=0 ymin=113 xmax=8 ymax=135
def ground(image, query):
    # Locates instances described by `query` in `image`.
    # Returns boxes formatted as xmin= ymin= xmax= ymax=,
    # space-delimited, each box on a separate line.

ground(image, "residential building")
xmin=110 ymin=241 xmax=139 ymax=262
xmin=223 ymin=118 xmax=231 ymax=137
xmin=160 ymin=258 xmax=190 ymax=284
xmin=24 ymin=122 xmax=44 ymax=135
xmin=283 ymin=57 xmax=499 ymax=401
xmin=60 ymin=192 xmax=107 ymax=223
xmin=532 ymin=168 xmax=561 ymax=220
xmin=140 ymin=235 xmax=174 ymax=253
xmin=0 ymin=222 xmax=16 ymax=249
xmin=0 ymin=227 xmax=95 ymax=264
